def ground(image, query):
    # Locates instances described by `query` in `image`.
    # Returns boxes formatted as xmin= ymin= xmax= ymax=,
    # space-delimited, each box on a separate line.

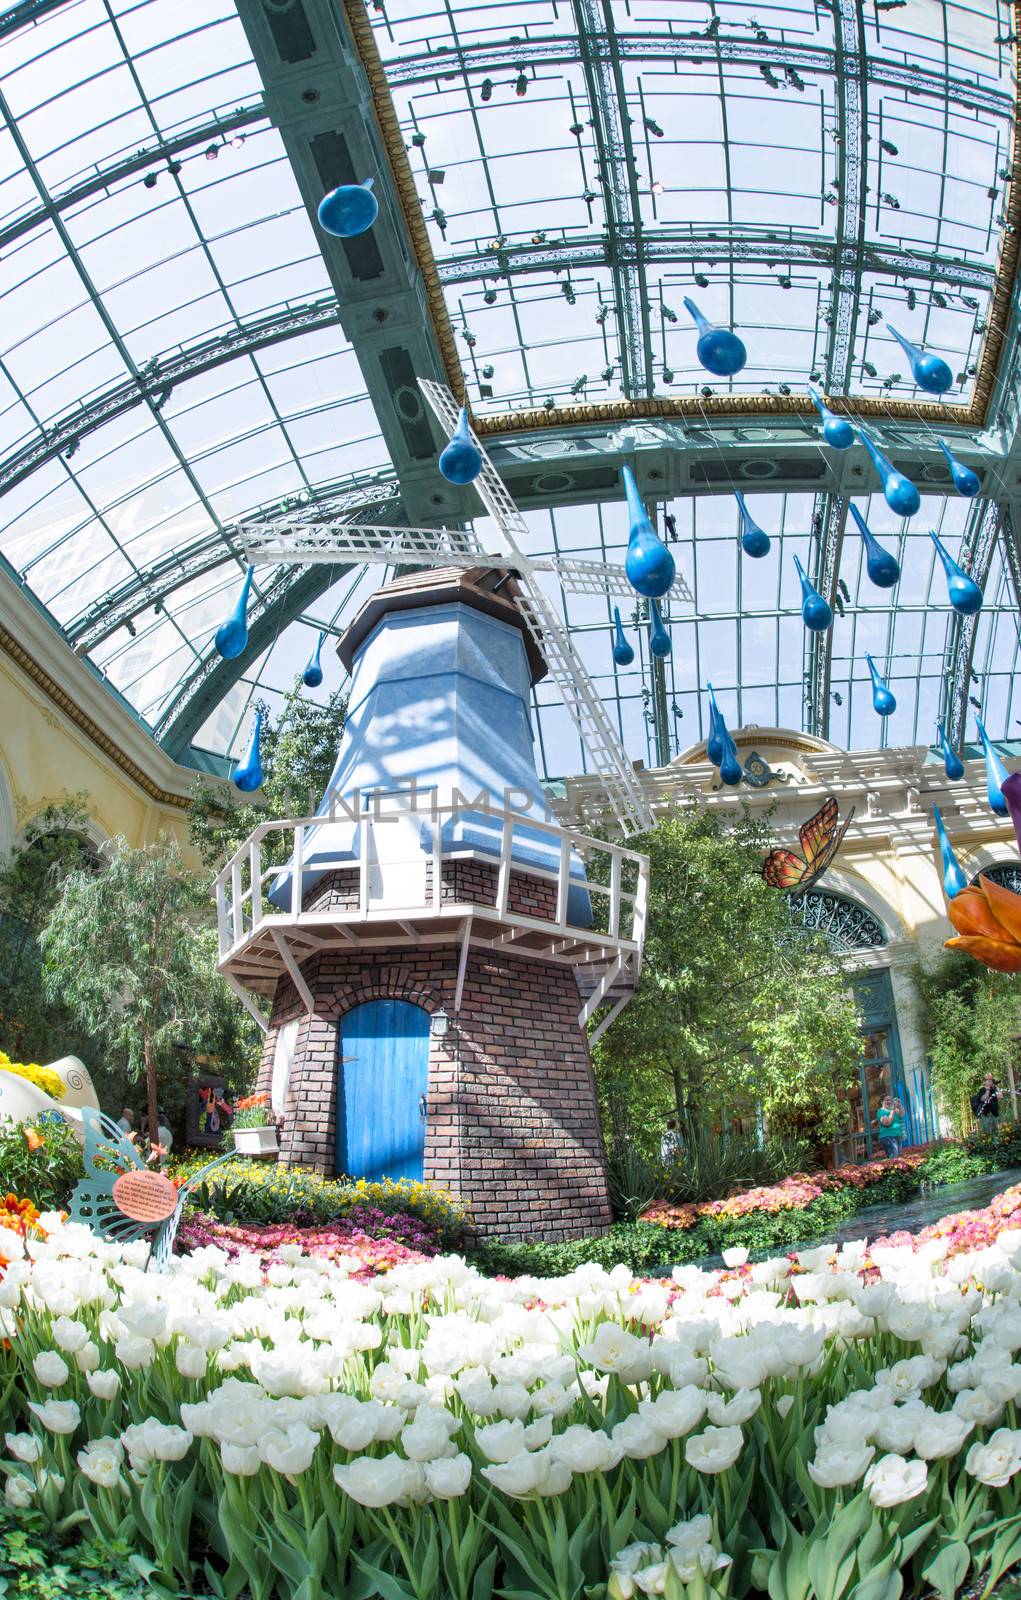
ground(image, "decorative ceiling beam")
xmin=941 ymin=498 xmax=1006 ymax=751
xmin=0 ymin=295 xmax=343 ymax=503
xmin=0 ymin=103 xmax=266 ymax=258
xmin=805 ymin=493 xmax=848 ymax=739
xmin=571 ymin=0 xmax=652 ymax=399
xmin=0 ymin=0 xmax=71 ymax=38
xmin=383 ymin=31 xmax=1011 ymax=119
xmin=440 ymin=229 xmax=994 ymax=294
xmin=824 ymin=0 xmax=869 ymax=395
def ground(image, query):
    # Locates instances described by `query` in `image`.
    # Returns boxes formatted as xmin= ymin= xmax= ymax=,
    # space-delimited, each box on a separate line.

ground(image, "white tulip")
xmin=4 ymin=1473 xmax=34 ymax=1507
xmin=114 ymin=1337 xmax=154 ymax=1371
xmin=808 ymin=1441 xmax=875 ymax=1488
xmin=424 ymin=1453 xmax=472 ymax=1499
xmin=77 ymin=1437 xmax=124 ymax=1488
xmin=549 ymin=1425 xmax=623 ymax=1473
xmin=871 ymin=1403 xmax=925 ymax=1455
xmin=4 ymin=1432 xmax=41 ymax=1463
xmin=220 ymin=1442 xmax=261 ymax=1476
xmin=609 ymin=1542 xmax=663 ymax=1600
xmin=258 ymin=1421 xmax=319 ymax=1476
xmin=684 ymin=1425 xmax=743 ymax=1474
xmin=481 ymin=1448 xmax=558 ymax=1498
xmin=912 ymin=1412 xmax=974 ymax=1460
xmin=612 ymin=1414 xmax=668 ymax=1460
xmin=28 ymin=1399 xmax=79 ymax=1435
xmin=32 ymin=1351 xmax=69 ymax=1388
xmin=51 ymin=1317 xmax=89 ymax=1354
xmin=965 ymin=1428 xmax=1021 ymax=1487
xmin=86 ymin=1369 xmax=121 ymax=1401
xmin=474 ymin=1419 xmax=527 ymax=1463
xmin=638 ymin=1385 xmax=706 ymax=1439
xmin=74 ymin=1341 xmax=100 ymax=1374
xmin=954 ymin=1388 xmax=1005 ymax=1426
xmin=121 ymin=1420 xmax=192 ymax=1465
xmin=722 ymin=1248 xmax=749 ymax=1269
xmin=577 ymin=1323 xmax=653 ymax=1383
xmin=864 ymin=1454 xmax=928 ymax=1507
xmin=401 ymin=1413 xmax=456 ymax=1463
xmin=333 ymin=1453 xmax=420 ymax=1508
xmin=175 ymin=1344 xmax=207 ymax=1379
xmin=0 ymin=1227 xmax=25 ymax=1263
xmin=705 ymin=1388 xmax=761 ymax=1426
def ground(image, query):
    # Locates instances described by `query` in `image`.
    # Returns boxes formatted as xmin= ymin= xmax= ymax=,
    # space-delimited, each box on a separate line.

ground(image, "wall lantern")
xmin=430 ymin=1008 xmax=450 ymax=1038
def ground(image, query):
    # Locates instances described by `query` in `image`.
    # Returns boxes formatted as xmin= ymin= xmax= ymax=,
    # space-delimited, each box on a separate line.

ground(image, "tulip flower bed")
xmin=7 ymin=1203 xmax=1021 ymax=1600
xmin=175 ymin=1209 xmax=439 ymax=1279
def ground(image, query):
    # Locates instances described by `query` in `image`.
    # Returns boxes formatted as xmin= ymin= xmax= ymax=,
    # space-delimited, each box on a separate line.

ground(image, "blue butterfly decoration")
xmin=68 ymin=1106 xmax=239 ymax=1273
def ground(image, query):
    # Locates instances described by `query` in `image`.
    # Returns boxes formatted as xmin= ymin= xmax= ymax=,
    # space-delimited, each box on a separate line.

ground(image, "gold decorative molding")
xmin=344 ymin=1 xmax=1021 ymax=437
xmin=0 ymin=623 xmax=191 ymax=811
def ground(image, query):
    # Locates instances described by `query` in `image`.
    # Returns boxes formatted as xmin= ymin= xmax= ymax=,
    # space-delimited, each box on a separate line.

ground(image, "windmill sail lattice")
xmin=235 ymin=380 xmax=694 ymax=837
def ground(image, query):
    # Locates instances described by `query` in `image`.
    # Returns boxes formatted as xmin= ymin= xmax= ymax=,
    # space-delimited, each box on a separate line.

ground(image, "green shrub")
xmin=919 ymin=1142 xmax=994 ymax=1188
xmin=0 ymin=1116 xmax=83 ymax=1210
xmin=0 ymin=1504 xmax=159 ymax=1598
xmin=170 ymin=1154 xmax=468 ymax=1246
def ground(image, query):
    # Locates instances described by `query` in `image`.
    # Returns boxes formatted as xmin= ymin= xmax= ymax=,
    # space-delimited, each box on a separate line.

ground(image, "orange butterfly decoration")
xmin=762 ymin=796 xmax=854 ymax=897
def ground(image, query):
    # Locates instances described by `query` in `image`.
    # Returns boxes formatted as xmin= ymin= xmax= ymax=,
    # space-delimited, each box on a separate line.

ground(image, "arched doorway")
xmin=337 ymin=999 xmax=430 ymax=1182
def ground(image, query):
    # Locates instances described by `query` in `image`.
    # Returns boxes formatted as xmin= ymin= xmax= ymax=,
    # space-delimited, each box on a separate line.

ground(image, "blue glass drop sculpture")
xmin=793 ymin=554 xmax=832 ymax=632
xmin=848 ymin=504 xmax=901 ymax=589
xmin=735 ymin=491 xmax=770 ymax=558
xmin=719 ymin=740 xmax=743 ymax=787
xmin=612 ymin=607 xmax=635 ymax=667
xmin=937 ymin=721 xmax=965 ymax=782
xmin=855 ymin=427 xmax=921 ymax=518
xmin=887 ymin=325 xmax=953 ymax=395
xmin=706 ymin=683 xmax=724 ymax=767
xmin=648 ymin=597 xmax=672 ymax=658
xmin=317 ymin=177 xmax=378 ymax=238
xmin=623 ymin=466 xmax=675 ymax=598
xmin=930 ymin=531 xmax=983 ymax=616
xmin=683 ymin=296 xmax=747 ymax=377
xmin=937 ymin=438 xmax=981 ymax=499
xmin=975 ymin=715 xmax=1009 ymax=817
xmin=214 ymin=566 xmax=254 ymax=661
xmin=302 ymin=631 xmax=325 ymax=689
xmin=864 ymin=653 xmax=896 ymax=717
xmin=932 ymin=804 xmax=968 ymax=899
xmin=232 ymin=708 xmax=264 ymax=793
xmin=807 ymin=385 xmax=854 ymax=450
xmin=438 ymin=406 xmax=483 ymax=485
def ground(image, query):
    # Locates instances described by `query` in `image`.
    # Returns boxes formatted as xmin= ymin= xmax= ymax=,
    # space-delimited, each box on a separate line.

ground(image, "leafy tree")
xmin=915 ymin=948 xmax=1021 ymax=1134
xmin=0 ymin=797 xmax=98 ymax=1060
xmin=40 ymin=837 xmax=260 ymax=1143
xmin=593 ymin=804 xmax=862 ymax=1156
xmin=188 ymin=681 xmax=347 ymax=872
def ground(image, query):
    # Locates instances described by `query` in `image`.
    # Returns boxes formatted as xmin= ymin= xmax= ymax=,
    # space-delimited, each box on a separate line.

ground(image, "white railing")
xmin=214 ymin=798 xmax=649 ymax=973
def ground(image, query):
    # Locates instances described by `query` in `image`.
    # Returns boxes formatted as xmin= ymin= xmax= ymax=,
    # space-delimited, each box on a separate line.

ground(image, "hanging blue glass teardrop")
xmin=848 ymin=504 xmax=901 ymax=588
xmin=930 ymin=531 xmax=983 ymax=616
xmin=317 ymin=177 xmax=379 ymax=238
xmin=937 ymin=439 xmax=981 ymax=498
xmin=975 ymin=716 xmax=1009 ymax=816
xmin=612 ymin=606 xmax=635 ymax=667
xmin=864 ymin=653 xmax=897 ymax=717
xmin=936 ymin=721 xmax=965 ymax=782
xmin=214 ymin=567 xmax=254 ymax=661
xmin=932 ymin=804 xmax=968 ymax=899
xmin=623 ymin=466 xmax=675 ymax=598
xmin=232 ymin=707 xmax=264 ymax=793
xmin=438 ymin=406 xmax=483 ymax=485
xmin=807 ymin=385 xmax=854 ymax=450
xmin=793 ymin=554 xmax=832 ymax=632
xmin=887 ymin=324 xmax=954 ymax=395
xmin=735 ymin=491 xmax=770 ymax=558
xmin=706 ymin=683 xmax=724 ymax=767
xmin=648 ymin=597 xmax=672 ymax=657
xmin=856 ymin=428 xmax=921 ymax=517
xmin=302 ymin=631 xmax=325 ymax=689
xmin=683 ymin=297 xmax=747 ymax=377
xmin=719 ymin=740 xmax=743 ymax=786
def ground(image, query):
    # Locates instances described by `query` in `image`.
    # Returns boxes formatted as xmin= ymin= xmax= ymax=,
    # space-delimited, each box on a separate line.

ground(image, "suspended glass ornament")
xmin=975 ymin=716 xmax=1009 ymax=816
xmin=855 ymin=428 xmax=921 ymax=517
xmin=232 ymin=708 xmax=264 ymax=793
xmin=683 ymin=296 xmax=747 ymax=377
xmin=719 ymin=740 xmax=743 ymax=787
xmin=611 ymin=606 xmax=634 ymax=666
xmin=864 ymin=653 xmax=896 ymax=717
xmin=937 ymin=438 xmax=981 ymax=498
xmin=648 ymin=597 xmax=672 ymax=657
xmin=214 ymin=566 xmax=254 ymax=661
xmin=623 ymin=466 xmax=675 ymax=597
xmin=706 ymin=683 xmax=724 ymax=767
xmin=886 ymin=324 xmax=953 ymax=395
xmin=930 ymin=531 xmax=983 ymax=616
xmin=793 ymin=554 xmax=832 ymax=632
xmin=936 ymin=721 xmax=965 ymax=782
xmin=734 ymin=490 xmax=770 ymax=558
xmin=302 ymin=631 xmax=325 ymax=688
xmin=438 ymin=406 xmax=483 ymax=485
xmin=317 ymin=177 xmax=378 ymax=238
xmin=932 ymin=803 xmax=968 ymax=899
xmin=807 ymin=385 xmax=854 ymax=449
xmin=848 ymin=504 xmax=901 ymax=588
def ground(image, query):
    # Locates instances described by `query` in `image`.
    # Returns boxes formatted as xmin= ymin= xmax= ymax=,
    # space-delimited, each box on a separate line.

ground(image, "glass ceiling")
xmin=0 ymin=0 xmax=1017 ymax=784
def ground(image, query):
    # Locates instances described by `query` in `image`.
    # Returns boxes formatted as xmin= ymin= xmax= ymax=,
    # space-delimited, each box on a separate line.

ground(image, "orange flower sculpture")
xmin=946 ymin=870 xmax=1021 ymax=972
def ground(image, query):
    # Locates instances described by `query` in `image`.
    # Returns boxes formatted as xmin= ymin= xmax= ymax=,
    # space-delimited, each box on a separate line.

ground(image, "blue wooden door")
xmin=337 ymin=1000 xmax=430 ymax=1181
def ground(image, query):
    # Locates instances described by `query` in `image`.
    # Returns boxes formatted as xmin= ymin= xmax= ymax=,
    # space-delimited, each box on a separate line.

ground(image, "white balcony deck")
xmin=214 ymin=800 xmax=649 ymax=1041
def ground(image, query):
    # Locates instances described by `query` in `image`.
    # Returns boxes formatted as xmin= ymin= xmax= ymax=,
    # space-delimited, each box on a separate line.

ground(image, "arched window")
xmin=786 ymin=889 xmax=887 ymax=954
xmin=973 ymin=861 xmax=1021 ymax=896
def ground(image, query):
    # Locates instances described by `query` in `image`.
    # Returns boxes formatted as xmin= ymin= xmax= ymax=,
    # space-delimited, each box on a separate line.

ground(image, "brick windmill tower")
xmin=215 ymin=386 xmax=655 ymax=1240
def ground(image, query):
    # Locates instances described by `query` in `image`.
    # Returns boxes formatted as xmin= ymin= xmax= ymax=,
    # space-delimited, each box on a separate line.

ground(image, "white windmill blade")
xmin=550 ymin=556 xmax=693 ymax=603
xmin=239 ymin=520 xmax=488 ymax=567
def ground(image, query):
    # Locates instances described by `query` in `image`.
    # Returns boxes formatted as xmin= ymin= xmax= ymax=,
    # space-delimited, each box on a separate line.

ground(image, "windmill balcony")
xmin=214 ymin=798 xmax=649 ymax=1034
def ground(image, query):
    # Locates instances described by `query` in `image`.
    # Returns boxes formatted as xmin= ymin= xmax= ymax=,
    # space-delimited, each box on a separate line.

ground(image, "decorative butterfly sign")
xmin=762 ymin=795 xmax=855 ymax=898
xmin=68 ymin=1107 xmax=238 ymax=1273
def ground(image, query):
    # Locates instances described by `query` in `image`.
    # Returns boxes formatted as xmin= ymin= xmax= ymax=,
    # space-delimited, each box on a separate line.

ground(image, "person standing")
xmin=972 ymin=1073 xmax=1000 ymax=1136
xmin=876 ymin=1094 xmax=906 ymax=1159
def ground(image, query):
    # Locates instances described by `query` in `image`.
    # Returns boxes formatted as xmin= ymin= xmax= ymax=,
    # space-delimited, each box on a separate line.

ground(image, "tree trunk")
xmin=143 ymin=1038 xmax=159 ymax=1157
